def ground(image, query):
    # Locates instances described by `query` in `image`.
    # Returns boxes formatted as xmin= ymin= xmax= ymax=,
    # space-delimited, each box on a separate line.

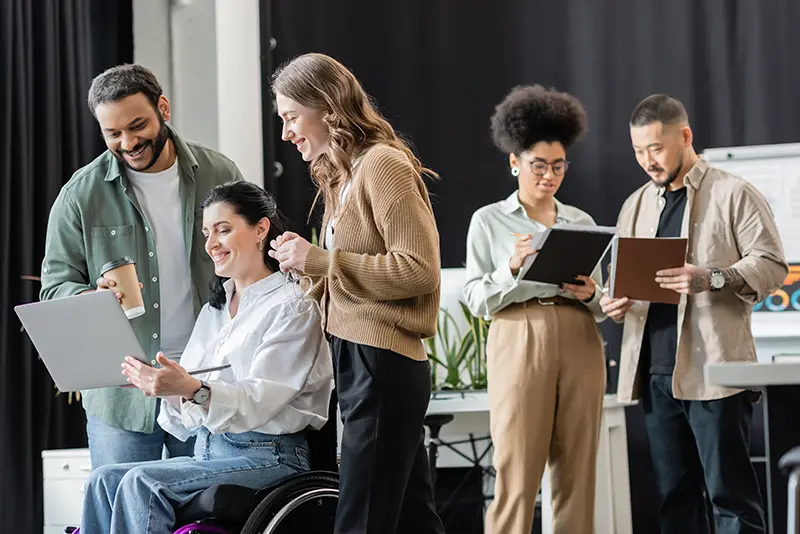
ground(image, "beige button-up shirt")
xmin=616 ymin=158 xmax=788 ymax=402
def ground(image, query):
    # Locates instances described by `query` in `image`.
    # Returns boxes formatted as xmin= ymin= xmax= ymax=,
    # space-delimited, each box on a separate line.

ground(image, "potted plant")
xmin=425 ymin=302 xmax=489 ymax=392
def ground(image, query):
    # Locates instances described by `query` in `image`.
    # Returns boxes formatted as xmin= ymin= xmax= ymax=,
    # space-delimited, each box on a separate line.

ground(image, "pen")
xmin=187 ymin=364 xmax=232 ymax=376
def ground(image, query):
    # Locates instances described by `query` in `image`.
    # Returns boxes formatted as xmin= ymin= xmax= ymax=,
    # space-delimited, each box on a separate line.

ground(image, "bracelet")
xmin=581 ymin=286 xmax=598 ymax=304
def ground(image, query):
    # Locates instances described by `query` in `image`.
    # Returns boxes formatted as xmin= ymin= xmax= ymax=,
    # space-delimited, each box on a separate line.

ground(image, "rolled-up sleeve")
xmin=729 ymin=183 xmax=789 ymax=303
xmin=40 ymin=189 xmax=92 ymax=300
xmin=462 ymin=211 xmax=519 ymax=319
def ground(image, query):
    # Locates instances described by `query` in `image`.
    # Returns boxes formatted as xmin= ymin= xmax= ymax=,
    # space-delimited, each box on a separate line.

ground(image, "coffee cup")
xmin=100 ymin=257 xmax=145 ymax=319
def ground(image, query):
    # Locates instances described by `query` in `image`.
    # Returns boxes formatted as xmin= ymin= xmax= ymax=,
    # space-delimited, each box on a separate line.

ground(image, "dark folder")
xmin=609 ymin=237 xmax=688 ymax=305
xmin=521 ymin=224 xmax=617 ymax=286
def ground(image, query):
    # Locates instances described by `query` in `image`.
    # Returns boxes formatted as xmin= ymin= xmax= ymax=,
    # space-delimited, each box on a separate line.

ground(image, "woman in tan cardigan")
xmin=268 ymin=53 xmax=444 ymax=534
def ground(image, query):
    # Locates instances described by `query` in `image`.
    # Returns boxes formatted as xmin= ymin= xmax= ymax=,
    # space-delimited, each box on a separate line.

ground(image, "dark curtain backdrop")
xmin=266 ymin=1 xmax=800 ymax=532
xmin=0 ymin=0 xmax=132 ymax=531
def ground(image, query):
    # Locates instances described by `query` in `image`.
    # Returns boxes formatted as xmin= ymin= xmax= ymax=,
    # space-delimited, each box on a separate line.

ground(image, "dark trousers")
xmin=643 ymin=374 xmax=765 ymax=534
xmin=330 ymin=336 xmax=445 ymax=534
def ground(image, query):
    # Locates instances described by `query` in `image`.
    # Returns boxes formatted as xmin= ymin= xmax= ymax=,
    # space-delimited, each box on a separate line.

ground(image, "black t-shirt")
xmin=642 ymin=187 xmax=687 ymax=375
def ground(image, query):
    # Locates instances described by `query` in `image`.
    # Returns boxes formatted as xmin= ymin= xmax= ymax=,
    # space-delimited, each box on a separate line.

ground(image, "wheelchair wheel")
xmin=240 ymin=471 xmax=338 ymax=534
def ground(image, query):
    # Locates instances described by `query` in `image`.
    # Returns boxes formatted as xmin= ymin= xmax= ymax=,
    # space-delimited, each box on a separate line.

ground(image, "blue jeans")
xmin=80 ymin=428 xmax=309 ymax=534
xmin=86 ymin=403 xmax=195 ymax=468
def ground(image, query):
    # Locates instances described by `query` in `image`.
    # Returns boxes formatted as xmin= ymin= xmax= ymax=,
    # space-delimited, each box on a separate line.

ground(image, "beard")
xmin=648 ymin=152 xmax=684 ymax=188
xmin=113 ymin=116 xmax=170 ymax=172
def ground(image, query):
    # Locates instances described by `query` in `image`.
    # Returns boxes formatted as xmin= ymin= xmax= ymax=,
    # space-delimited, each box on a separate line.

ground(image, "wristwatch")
xmin=709 ymin=269 xmax=725 ymax=291
xmin=190 ymin=381 xmax=211 ymax=405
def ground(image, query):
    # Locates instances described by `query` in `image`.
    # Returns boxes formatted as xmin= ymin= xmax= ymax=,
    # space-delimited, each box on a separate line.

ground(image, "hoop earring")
xmin=511 ymin=167 xmax=520 ymax=177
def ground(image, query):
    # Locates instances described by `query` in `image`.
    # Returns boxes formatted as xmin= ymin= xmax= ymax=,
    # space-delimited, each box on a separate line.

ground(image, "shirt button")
xmin=43 ymin=267 xmax=49 ymax=273
xmin=145 ymin=227 xmax=150 ymax=232
xmin=149 ymin=251 xmax=154 ymax=257
xmin=153 ymin=333 xmax=158 ymax=339
xmin=152 ymin=277 xmax=158 ymax=283
xmin=153 ymin=303 xmax=159 ymax=309
xmin=110 ymin=230 xmax=117 ymax=236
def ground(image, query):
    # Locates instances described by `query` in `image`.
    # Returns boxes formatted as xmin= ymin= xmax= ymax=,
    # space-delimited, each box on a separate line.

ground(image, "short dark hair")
xmin=490 ymin=85 xmax=588 ymax=155
xmin=630 ymin=94 xmax=689 ymax=127
xmin=201 ymin=181 xmax=289 ymax=310
xmin=87 ymin=64 xmax=163 ymax=117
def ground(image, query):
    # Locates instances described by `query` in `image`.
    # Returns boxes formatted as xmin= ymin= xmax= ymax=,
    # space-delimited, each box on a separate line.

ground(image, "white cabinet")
xmin=42 ymin=448 xmax=91 ymax=534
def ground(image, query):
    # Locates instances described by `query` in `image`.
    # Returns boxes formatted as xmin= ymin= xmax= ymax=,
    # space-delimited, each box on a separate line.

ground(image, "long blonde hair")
xmin=271 ymin=53 xmax=437 ymax=220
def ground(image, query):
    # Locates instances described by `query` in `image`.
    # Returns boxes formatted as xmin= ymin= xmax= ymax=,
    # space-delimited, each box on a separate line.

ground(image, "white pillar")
xmin=215 ymin=0 xmax=264 ymax=185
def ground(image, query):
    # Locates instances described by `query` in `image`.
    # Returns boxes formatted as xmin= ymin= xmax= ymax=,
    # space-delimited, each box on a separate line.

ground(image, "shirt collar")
xmin=104 ymin=124 xmax=197 ymax=182
xmin=683 ymin=157 xmax=708 ymax=190
xmin=653 ymin=157 xmax=709 ymax=197
xmin=499 ymin=190 xmax=568 ymax=222
xmin=223 ymin=271 xmax=286 ymax=300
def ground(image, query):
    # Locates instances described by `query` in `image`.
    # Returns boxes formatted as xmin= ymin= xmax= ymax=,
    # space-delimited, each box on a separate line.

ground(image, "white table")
xmin=706 ymin=361 xmax=800 ymax=534
xmin=427 ymin=391 xmax=635 ymax=534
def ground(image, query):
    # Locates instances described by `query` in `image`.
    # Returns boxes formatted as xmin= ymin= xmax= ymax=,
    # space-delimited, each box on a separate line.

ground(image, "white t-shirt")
xmin=127 ymin=161 xmax=195 ymax=358
xmin=325 ymin=180 xmax=353 ymax=250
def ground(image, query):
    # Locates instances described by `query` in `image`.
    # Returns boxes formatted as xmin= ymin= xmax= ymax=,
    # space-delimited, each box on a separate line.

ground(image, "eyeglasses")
xmin=527 ymin=159 xmax=570 ymax=176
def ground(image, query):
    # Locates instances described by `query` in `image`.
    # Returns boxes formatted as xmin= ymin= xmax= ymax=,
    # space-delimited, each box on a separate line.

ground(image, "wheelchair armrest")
xmin=175 ymin=484 xmax=261 ymax=525
xmin=779 ymin=446 xmax=800 ymax=474
xmin=174 ymin=471 xmax=332 ymax=525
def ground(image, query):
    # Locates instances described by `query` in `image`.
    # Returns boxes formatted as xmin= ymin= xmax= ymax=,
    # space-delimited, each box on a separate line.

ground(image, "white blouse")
xmin=158 ymin=272 xmax=335 ymax=441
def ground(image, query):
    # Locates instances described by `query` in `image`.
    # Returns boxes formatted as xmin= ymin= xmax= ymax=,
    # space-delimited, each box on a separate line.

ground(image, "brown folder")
xmin=609 ymin=237 xmax=688 ymax=305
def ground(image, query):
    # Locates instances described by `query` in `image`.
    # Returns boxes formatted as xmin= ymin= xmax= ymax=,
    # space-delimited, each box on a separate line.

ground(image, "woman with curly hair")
xmin=463 ymin=85 xmax=608 ymax=534
xmin=268 ymin=53 xmax=444 ymax=534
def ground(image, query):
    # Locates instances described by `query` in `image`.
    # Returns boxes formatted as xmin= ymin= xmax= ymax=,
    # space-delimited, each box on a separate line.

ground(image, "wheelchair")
xmin=67 ymin=398 xmax=340 ymax=534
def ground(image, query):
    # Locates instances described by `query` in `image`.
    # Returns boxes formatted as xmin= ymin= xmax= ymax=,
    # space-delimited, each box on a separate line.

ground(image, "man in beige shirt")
xmin=601 ymin=94 xmax=787 ymax=534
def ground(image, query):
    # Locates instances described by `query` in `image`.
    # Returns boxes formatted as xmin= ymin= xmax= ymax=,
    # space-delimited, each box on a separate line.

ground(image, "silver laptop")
xmin=15 ymin=290 xmax=150 ymax=391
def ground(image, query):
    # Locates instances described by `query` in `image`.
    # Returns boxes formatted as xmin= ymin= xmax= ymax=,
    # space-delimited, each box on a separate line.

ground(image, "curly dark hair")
xmin=490 ymin=85 xmax=588 ymax=155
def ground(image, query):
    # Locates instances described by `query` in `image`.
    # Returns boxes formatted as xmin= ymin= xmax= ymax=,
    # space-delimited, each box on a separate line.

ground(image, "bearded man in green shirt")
xmin=40 ymin=64 xmax=243 ymax=468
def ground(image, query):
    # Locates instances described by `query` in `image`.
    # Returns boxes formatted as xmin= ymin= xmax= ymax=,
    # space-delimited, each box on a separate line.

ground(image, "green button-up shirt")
xmin=40 ymin=126 xmax=243 ymax=433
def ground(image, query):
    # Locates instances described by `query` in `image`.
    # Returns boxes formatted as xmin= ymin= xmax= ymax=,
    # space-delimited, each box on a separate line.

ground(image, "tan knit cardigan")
xmin=303 ymin=143 xmax=441 ymax=361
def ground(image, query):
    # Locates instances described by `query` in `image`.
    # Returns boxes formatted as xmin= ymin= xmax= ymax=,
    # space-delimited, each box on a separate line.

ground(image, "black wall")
xmin=0 ymin=1 xmax=132 ymax=531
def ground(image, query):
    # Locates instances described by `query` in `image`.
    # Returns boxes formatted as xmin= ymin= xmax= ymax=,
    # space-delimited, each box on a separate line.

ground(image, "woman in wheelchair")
xmin=79 ymin=181 xmax=335 ymax=534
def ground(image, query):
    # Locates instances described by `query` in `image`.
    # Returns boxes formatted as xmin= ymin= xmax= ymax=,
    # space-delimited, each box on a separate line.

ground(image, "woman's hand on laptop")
xmin=121 ymin=352 xmax=201 ymax=399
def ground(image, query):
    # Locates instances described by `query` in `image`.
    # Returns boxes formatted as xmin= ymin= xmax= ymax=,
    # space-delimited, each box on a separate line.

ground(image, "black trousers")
xmin=330 ymin=336 xmax=445 ymax=534
xmin=643 ymin=374 xmax=766 ymax=534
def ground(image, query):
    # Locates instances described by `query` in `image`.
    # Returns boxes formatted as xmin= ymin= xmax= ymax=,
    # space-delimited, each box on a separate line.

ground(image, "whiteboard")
xmin=703 ymin=143 xmax=800 ymax=339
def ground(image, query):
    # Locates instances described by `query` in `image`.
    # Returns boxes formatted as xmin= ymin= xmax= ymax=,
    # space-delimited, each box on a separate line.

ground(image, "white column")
xmin=132 ymin=0 xmax=173 ymax=99
xmin=170 ymin=0 xmax=219 ymax=149
xmin=214 ymin=0 xmax=264 ymax=185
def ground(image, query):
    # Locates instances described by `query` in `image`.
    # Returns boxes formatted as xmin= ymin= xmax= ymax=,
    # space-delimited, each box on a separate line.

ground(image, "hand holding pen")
xmin=509 ymin=232 xmax=538 ymax=276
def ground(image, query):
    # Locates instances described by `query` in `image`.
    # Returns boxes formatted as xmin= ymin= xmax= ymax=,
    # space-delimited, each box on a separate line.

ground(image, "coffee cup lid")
xmin=100 ymin=256 xmax=135 ymax=275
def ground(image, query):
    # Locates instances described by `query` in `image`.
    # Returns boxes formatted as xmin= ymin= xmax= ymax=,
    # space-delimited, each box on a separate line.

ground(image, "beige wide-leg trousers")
xmin=484 ymin=299 xmax=606 ymax=534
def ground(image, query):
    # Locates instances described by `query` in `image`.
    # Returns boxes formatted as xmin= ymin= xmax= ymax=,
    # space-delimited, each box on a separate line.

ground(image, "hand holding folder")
xmin=608 ymin=237 xmax=689 ymax=305
xmin=520 ymin=223 xmax=617 ymax=286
